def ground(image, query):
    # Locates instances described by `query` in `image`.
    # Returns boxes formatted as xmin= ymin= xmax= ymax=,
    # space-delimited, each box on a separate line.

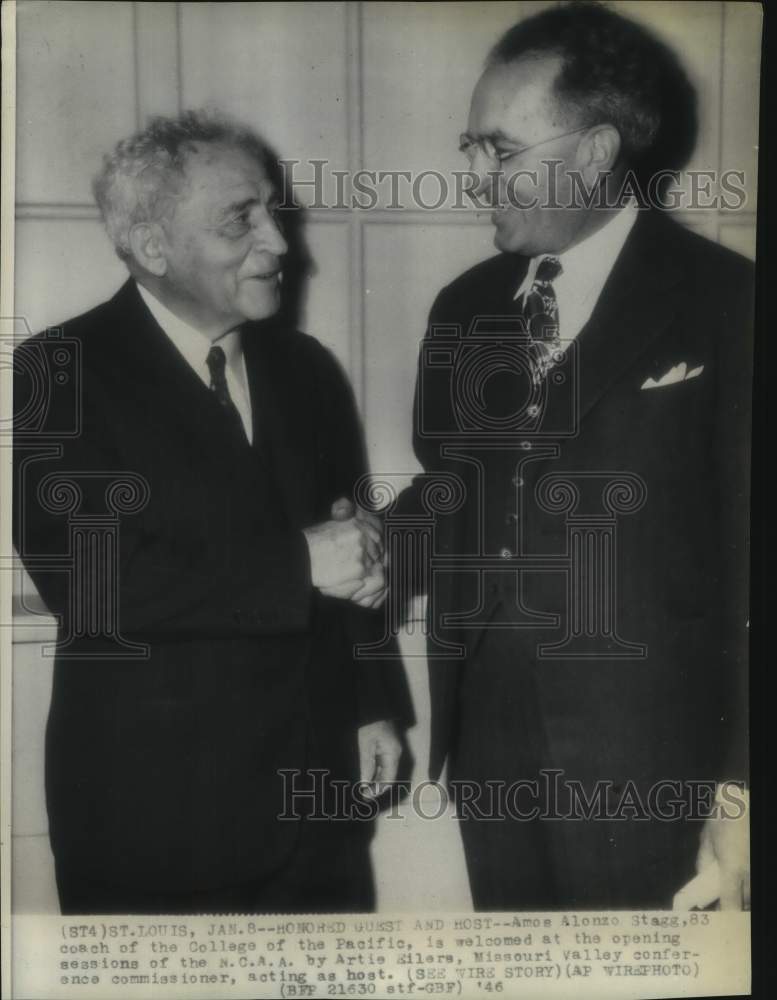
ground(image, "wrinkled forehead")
xmin=177 ymin=141 xmax=277 ymax=211
xmin=468 ymin=53 xmax=565 ymax=136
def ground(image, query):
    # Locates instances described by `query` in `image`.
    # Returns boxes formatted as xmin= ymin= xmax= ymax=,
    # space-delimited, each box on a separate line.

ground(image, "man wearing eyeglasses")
xmin=402 ymin=2 xmax=752 ymax=909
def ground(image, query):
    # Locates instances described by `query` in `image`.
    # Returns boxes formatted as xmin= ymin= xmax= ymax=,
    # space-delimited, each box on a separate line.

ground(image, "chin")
xmin=492 ymin=213 xmax=530 ymax=255
xmin=240 ymin=290 xmax=280 ymax=322
xmin=493 ymin=226 xmax=525 ymax=255
xmin=493 ymin=228 xmax=509 ymax=252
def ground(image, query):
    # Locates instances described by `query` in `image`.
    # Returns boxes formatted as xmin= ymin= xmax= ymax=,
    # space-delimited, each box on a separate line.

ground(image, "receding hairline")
xmin=475 ymin=51 xmax=583 ymax=130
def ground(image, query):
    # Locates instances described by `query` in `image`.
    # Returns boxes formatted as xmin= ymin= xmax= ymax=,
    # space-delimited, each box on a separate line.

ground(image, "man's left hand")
xmin=357 ymin=720 xmax=402 ymax=798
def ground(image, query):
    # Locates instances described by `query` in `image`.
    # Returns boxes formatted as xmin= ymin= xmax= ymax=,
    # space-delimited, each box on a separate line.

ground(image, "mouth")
xmin=249 ymin=268 xmax=282 ymax=281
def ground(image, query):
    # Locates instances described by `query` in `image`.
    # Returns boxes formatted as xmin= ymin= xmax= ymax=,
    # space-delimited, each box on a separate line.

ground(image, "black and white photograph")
xmin=1 ymin=1 xmax=761 ymax=997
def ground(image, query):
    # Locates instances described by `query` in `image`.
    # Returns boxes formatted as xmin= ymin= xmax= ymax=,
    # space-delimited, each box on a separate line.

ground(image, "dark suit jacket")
xmin=13 ymin=280 xmax=412 ymax=893
xmin=404 ymin=209 xmax=751 ymax=797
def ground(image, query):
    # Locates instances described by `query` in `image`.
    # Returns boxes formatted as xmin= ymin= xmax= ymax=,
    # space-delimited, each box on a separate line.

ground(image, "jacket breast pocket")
xmin=637 ymin=369 xmax=710 ymax=424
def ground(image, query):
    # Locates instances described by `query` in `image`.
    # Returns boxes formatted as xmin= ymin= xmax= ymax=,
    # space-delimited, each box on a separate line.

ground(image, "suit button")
xmin=520 ymin=441 xmax=532 ymax=450
xmin=527 ymin=405 xmax=539 ymax=417
xmin=512 ymin=475 xmax=524 ymax=487
xmin=505 ymin=513 xmax=518 ymax=525
xmin=499 ymin=547 xmax=513 ymax=559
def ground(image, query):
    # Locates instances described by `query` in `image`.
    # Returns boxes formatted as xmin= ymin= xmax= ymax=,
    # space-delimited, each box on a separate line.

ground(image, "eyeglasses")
xmin=459 ymin=125 xmax=592 ymax=166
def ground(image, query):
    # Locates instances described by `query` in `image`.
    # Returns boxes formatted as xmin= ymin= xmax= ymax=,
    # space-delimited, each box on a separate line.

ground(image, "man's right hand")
xmin=303 ymin=502 xmax=384 ymax=594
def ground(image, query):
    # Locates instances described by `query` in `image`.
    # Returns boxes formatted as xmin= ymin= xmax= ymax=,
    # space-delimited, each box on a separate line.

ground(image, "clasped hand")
xmin=303 ymin=497 xmax=387 ymax=608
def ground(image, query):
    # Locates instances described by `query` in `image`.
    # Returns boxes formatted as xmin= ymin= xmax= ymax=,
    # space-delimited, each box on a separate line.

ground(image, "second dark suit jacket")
xmin=403 ymin=209 xmax=752 ymax=797
xmin=13 ymin=280 xmax=412 ymax=894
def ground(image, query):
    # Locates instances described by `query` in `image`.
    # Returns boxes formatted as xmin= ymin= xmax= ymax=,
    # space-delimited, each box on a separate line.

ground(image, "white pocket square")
xmin=641 ymin=362 xmax=704 ymax=390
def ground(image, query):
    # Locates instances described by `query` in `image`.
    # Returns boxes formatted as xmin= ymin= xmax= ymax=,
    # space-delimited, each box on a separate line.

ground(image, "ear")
xmin=578 ymin=124 xmax=621 ymax=179
xmin=127 ymin=222 xmax=168 ymax=277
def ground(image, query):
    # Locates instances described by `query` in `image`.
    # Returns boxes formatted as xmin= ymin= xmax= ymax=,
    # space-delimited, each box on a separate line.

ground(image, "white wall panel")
xmin=12 ymin=653 xmax=53 ymax=837
xmin=721 ymin=2 xmax=761 ymax=205
xmin=362 ymin=2 xmax=548 ymax=204
xmin=363 ymin=221 xmax=498 ymax=479
xmin=135 ymin=1 xmax=180 ymax=119
xmin=16 ymin=1 xmax=137 ymax=205
xmin=12 ymin=835 xmax=58 ymax=915
xmin=179 ymin=1 xmax=349 ymax=205
xmin=14 ymin=218 xmax=126 ymax=334
xmin=297 ymin=220 xmax=352 ymax=374
xmin=719 ymin=222 xmax=757 ymax=261
xmin=613 ymin=2 xmax=722 ymax=177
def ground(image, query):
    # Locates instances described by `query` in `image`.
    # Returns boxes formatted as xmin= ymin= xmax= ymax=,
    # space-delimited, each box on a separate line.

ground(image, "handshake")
xmin=303 ymin=498 xmax=387 ymax=609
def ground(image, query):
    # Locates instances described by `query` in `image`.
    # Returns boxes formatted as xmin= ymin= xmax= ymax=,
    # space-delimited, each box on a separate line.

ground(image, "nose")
xmin=470 ymin=151 xmax=499 ymax=205
xmin=250 ymin=206 xmax=288 ymax=257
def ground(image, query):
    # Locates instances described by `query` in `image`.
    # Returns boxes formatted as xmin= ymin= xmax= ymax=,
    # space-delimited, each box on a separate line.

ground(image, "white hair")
xmin=92 ymin=109 xmax=276 ymax=261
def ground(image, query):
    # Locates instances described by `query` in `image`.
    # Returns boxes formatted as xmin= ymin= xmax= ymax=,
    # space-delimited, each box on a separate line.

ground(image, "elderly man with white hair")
xmin=13 ymin=110 xmax=411 ymax=914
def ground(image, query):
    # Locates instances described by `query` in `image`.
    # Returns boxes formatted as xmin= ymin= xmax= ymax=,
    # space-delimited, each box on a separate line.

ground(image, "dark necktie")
xmin=522 ymin=255 xmax=563 ymax=383
xmin=205 ymin=344 xmax=247 ymax=442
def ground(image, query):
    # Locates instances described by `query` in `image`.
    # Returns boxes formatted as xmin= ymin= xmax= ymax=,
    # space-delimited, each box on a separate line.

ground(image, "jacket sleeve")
xmin=307 ymin=338 xmax=415 ymax=729
xmin=714 ymin=259 xmax=754 ymax=786
xmin=13 ymin=336 xmax=313 ymax=640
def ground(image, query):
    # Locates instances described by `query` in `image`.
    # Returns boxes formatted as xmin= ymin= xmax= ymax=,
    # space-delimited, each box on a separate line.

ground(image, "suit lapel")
xmin=106 ymin=282 xmax=317 ymax=526
xmin=572 ymin=210 xmax=686 ymax=427
xmin=242 ymin=322 xmax=317 ymax=529
xmin=463 ymin=218 xmax=686 ymax=433
xmin=108 ymin=281 xmax=255 ymax=454
xmin=483 ymin=252 xmax=531 ymax=319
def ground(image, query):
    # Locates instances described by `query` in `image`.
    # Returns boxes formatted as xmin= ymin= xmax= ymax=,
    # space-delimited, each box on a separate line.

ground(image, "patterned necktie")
xmin=522 ymin=255 xmax=563 ymax=384
xmin=205 ymin=344 xmax=247 ymax=442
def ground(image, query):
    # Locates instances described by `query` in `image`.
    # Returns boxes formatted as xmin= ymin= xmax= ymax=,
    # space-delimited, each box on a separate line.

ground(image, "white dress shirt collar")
xmin=136 ymin=282 xmax=244 ymax=374
xmin=514 ymin=201 xmax=639 ymax=342
xmin=135 ymin=281 xmax=253 ymax=442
